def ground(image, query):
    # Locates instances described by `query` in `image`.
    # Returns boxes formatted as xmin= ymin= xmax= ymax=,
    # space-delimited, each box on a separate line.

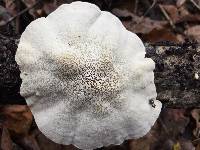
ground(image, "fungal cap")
xmin=16 ymin=1 xmax=162 ymax=150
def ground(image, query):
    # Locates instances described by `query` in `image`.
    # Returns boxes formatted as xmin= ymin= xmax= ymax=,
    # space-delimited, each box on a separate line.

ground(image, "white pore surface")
xmin=16 ymin=1 xmax=162 ymax=150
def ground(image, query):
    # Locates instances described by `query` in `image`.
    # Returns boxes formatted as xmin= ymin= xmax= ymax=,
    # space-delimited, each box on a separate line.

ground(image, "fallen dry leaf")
xmin=4 ymin=0 xmax=18 ymax=16
xmin=21 ymin=0 xmax=38 ymax=17
xmin=0 ymin=105 xmax=33 ymax=137
xmin=129 ymin=136 xmax=155 ymax=150
xmin=179 ymin=138 xmax=195 ymax=150
xmin=176 ymin=0 xmax=186 ymax=8
xmin=160 ymin=109 xmax=190 ymax=137
xmin=15 ymin=134 xmax=40 ymax=150
xmin=0 ymin=127 xmax=13 ymax=150
xmin=128 ymin=117 xmax=160 ymax=150
xmin=160 ymin=5 xmax=180 ymax=23
xmin=43 ymin=1 xmax=57 ymax=15
xmin=185 ymin=25 xmax=200 ymax=42
xmin=196 ymin=143 xmax=200 ymax=150
xmin=142 ymin=28 xmax=184 ymax=43
xmin=36 ymin=129 xmax=79 ymax=150
xmin=191 ymin=109 xmax=200 ymax=138
xmin=173 ymin=142 xmax=181 ymax=150
xmin=161 ymin=4 xmax=200 ymax=24
xmin=112 ymin=8 xmax=167 ymax=34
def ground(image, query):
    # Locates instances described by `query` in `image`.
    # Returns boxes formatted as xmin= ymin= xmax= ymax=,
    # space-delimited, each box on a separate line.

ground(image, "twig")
xmin=0 ymin=0 xmax=41 ymax=27
xmin=137 ymin=0 xmax=157 ymax=24
xmin=143 ymin=0 xmax=157 ymax=17
xmin=192 ymin=137 xmax=200 ymax=143
xmin=159 ymin=4 xmax=176 ymax=29
xmin=189 ymin=0 xmax=200 ymax=11
xmin=134 ymin=0 xmax=138 ymax=14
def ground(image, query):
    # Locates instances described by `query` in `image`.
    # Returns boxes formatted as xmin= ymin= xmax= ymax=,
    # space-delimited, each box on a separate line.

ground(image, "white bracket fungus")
xmin=15 ymin=1 xmax=162 ymax=150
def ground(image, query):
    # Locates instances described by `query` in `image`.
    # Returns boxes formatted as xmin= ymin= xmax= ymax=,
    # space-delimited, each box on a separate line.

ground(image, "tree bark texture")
xmin=146 ymin=42 xmax=200 ymax=108
xmin=0 ymin=33 xmax=200 ymax=108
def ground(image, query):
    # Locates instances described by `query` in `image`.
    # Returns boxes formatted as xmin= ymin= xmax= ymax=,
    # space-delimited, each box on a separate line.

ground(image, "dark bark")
xmin=0 ymin=33 xmax=26 ymax=105
xmin=146 ymin=41 xmax=200 ymax=108
xmin=0 ymin=33 xmax=199 ymax=108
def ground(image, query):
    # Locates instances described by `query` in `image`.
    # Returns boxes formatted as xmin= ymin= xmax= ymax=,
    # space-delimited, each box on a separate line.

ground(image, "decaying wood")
xmin=146 ymin=41 xmax=200 ymax=108
xmin=0 ymin=33 xmax=199 ymax=108
xmin=0 ymin=33 xmax=25 ymax=105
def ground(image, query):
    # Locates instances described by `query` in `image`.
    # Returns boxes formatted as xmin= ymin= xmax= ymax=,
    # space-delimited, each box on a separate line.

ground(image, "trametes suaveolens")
xmin=16 ymin=2 xmax=162 ymax=150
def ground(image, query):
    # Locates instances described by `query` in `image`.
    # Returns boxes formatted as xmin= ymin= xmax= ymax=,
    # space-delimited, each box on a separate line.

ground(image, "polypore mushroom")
xmin=15 ymin=1 xmax=162 ymax=150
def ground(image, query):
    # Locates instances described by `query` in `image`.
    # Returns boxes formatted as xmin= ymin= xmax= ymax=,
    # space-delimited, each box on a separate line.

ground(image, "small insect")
xmin=149 ymin=99 xmax=156 ymax=108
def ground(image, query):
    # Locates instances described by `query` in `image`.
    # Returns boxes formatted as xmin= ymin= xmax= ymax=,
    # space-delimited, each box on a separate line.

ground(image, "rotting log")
xmin=146 ymin=42 xmax=200 ymax=108
xmin=0 ymin=33 xmax=200 ymax=108
xmin=0 ymin=33 xmax=25 ymax=105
